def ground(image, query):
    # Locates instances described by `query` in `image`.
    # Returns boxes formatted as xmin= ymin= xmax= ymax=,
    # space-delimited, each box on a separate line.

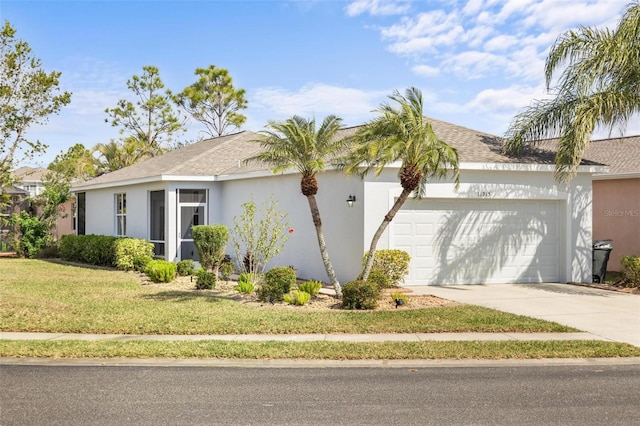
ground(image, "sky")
xmin=3 ymin=0 xmax=639 ymax=167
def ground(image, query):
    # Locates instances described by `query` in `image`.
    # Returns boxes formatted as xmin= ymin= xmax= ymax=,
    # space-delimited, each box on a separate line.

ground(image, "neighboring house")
xmin=71 ymin=118 xmax=604 ymax=286
xmin=1 ymin=166 xmax=76 ymax=243
xmin=583 ymin=136 xmax=639 ymax=271
xmin=0 ymin=185 xmax=29 ymax=250
xmin=12 ymin=166 xmax=48 ymax=198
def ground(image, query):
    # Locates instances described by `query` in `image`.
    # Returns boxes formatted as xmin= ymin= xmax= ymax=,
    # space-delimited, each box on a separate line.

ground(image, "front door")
xmin=177 ymin=189 xmax=207 ymax=261
xmin=179 ymin=205 xmax=205 ymax=261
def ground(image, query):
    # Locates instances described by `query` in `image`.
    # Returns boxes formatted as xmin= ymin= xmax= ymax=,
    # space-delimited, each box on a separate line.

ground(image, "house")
xmin=0 ymin=185 xmax=29 ymax=250
xmin=12 ymin=166 xmax=48 ymax=198
xmin=1 ymin=167 xmax=76 ymax=246
xmin=536 ymin=136 xmax=640 ymax=272
xmin=71 ymin=118 xmax=605 ymax=286
xmin=581 ymin=136 xmax=639 ymax=271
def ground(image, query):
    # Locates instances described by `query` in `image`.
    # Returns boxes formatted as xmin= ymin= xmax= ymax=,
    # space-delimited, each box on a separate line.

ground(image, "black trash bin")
xmin=592 ymin=240 xmax=613 ymax=283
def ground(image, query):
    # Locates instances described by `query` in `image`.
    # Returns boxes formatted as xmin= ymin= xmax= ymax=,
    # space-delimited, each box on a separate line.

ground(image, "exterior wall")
xmin=220 ymin=170 xmax=364 ymax=283
xmin=80 ymin=166 xmax=595 ymax=285
xmin=362 ymin=167 xmax=593 ymax=284
xmin=53 ymin=199 xmax=75 ymax=239
xmin=592 ymin=178 xmax=640 ymax=270
xmin=84 ymin=182 xmax=169 ymax=239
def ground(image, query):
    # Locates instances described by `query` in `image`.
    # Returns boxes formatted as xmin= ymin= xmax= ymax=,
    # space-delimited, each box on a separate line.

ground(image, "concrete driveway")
xmin=413 ymin=283 xmax=640 ymax=347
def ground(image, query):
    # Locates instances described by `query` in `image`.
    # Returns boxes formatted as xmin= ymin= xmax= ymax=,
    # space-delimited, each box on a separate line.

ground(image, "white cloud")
xmin=442 ymin=51 xmax=515 ymax=80
xmin=463 ymin=0 xmax=486 ymax=16
xmin=381 ymin=10 xmax=460 ymax=41
xmin=345 ymin=0 xmax=411 ymax=17
xmin=411 ymin=64 xmax=440 ymax=77
xmin=484 ymin=34 xmax=519 ymax=52
xmin=247 ymin=84 xmax=391 ymax=128
xmin=466 ymin=83 xmax=548 ymax=113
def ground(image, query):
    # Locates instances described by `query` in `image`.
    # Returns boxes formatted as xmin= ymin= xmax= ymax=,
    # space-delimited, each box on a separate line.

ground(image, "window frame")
xmin=115 ymin=193 xmax=127 ymax=236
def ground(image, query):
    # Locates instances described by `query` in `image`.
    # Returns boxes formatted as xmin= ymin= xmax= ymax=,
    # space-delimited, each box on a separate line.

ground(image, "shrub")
xmin=6 ymin=212 xmax=51 ymax=258
xmin=114 ymin=238 xmax=154 ymax=271
xmin=298 ymin=280 xmax=322 ymax=297
xmin=220 ymin=259 xmax=234 ymax=281
xmin=367 ymin=268 xmax=392 ymax=289
xmin=235 ymin=273 xmax=255 ymax=294
xmin=364 ymin=249 xmax=411 ymax=288
xmin=342 ymin=280 xmax=380 ymax=310
xmin=145 ymin=260 xmax=177 ymax=283
xmin=389 ymin=291 xmax=409 ymax=308
xmin=195 ymin=267 xmax=216 ymax=290
xmin=176 ymin=259 xmax=195 ymax=276
xmin=258 ymin=266 xmax=296 ymax=302
xmin=192 ymin=224 xmax=229 ymax=276
xmin=36 ymin=243 xmax=59 ymax=259
xmin=620 ymin=256 xmax=640 ymax=288
xmin=58 ymin=234 xmax=118 ymax=267
xmin=284 ymin=290 xmax=311 ymax=306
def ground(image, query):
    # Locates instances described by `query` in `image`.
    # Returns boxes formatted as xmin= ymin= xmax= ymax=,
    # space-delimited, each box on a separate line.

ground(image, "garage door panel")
xmin=392 ymin=199 xmax=562 ymax=285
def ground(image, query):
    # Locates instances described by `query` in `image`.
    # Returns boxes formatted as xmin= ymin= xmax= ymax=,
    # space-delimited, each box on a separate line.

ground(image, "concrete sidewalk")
xmin=0 ymin=331 xmax=605 ymax=343
xmin=413 ymin=283 xmax=640 ymax=347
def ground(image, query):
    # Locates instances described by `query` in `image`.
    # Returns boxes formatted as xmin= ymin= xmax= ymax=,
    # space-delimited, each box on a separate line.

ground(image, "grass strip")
xmin=0 ymin=259 xmax=575 ymax=334
xmin=2 ymin=340 xmax=639 ymax=360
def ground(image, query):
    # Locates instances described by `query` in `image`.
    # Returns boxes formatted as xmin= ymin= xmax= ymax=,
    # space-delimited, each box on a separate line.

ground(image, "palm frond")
xmin=506 ymin=2 xmax=640 ymax=182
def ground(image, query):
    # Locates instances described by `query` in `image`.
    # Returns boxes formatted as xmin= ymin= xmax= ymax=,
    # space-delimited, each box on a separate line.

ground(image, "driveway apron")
xmin=413 ymin=283 xmax=640 ymax=347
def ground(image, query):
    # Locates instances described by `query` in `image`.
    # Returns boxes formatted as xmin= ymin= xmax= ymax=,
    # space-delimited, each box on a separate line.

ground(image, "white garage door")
xmin=391 ymin=199 xmax=562 ymax=285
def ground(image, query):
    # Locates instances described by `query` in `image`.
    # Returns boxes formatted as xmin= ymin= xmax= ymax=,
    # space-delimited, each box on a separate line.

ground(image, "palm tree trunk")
xmin=361 ymin=188 xmax=412 ymax=281
xmin=306 ymin=194 xmax=341 ymax=297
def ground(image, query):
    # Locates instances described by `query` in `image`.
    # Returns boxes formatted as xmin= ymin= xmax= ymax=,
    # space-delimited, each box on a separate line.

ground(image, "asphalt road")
xmin=2 ymin=362 xmax=639 ymax=425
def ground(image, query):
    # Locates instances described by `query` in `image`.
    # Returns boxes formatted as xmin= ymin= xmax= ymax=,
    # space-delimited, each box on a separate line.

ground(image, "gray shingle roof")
xmin=77 ymin=118 xmax=634 ymax=189
xmin=535 ymin=135 xmax=640 ymax=174
xmin=77 ymin=131 xmax=266 ymax=187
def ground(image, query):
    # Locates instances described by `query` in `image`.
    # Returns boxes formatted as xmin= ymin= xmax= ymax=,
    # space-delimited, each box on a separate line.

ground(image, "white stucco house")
xmin=71 ymin=118 xmax=604 ymax=286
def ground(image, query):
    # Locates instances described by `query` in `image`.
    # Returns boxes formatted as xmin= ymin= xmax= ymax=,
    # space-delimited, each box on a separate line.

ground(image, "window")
xmin=71 ymin=202 xmax=77 ymax=231
xmin=115 ymin=193 xmax=126 ymax=236
xmin=77 ymin=193 xmax=85 ymax=235
xmin=149 ymin=191 xmax=165 ymax=256
xmin=179 ymin=189 xmax=206 ymax=203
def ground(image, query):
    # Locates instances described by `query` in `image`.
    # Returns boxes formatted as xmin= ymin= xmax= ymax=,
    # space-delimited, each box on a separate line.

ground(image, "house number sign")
xmin=476 ymin=191 xmax=492 ymax=198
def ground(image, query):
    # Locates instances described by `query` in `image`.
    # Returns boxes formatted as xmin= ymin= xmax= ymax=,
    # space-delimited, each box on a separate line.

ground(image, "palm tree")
xmin=344 ymin=87 xmax=459 ymax=281
xmin=504 ymin=2 xmax=640 ymax=182
xmin=247 ymin=115 xmax=346 ymax=296
xmin=93 ymin=138 xmax=146 ymax=175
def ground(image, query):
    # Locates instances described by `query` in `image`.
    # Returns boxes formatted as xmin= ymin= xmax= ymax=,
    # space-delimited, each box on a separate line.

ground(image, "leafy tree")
xmin=504 ymin=2 xmax=640 ymax=182
xmin=48 ymin=143 xmax=96 ymax=181
xmin=105 ymin=65 xmax=185 ymax=158
xmin=344 ymin=87 xmax=459 ymax=281
xmin=247 ymin=115 xmax=346 ymax=296
xmin=0 ymin=20 xmax=71 ymax=196
xmin=175 ymin=65 xmax=248 ymax=138
xmin=93 ymin=138 xmax=145 ymax=174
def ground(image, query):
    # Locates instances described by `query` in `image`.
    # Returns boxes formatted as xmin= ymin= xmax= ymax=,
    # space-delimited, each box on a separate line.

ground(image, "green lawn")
xmin=3 ymin=339 xmax=639 ymax=360
xmin=1 ymin=258 xmax=573 ymax=334
xmin=4 ymin=258 xmax=639 ymax=360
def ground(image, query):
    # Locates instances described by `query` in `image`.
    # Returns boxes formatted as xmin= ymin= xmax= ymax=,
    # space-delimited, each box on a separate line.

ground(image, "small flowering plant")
xmin=231 ymin=195 xmax=291 ymax=277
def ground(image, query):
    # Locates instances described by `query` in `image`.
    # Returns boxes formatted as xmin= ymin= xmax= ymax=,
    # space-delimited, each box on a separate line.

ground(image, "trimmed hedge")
xmin=59 ymin=234 xmax=118 ymax=267
xmin=258 ymin=266 xmax=296 ymax=302
xmin=145 ymin=260 xmax=177 ymax=283
xmin=115 ymin=238 xmax=154 ymax=271
xmin=342 ymin=280 xmax=380 ymax=310
xmin=59 ymin=234 xmax=154 ymax=271
xmin=363 ymin=249 xmax=411 ymax=288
